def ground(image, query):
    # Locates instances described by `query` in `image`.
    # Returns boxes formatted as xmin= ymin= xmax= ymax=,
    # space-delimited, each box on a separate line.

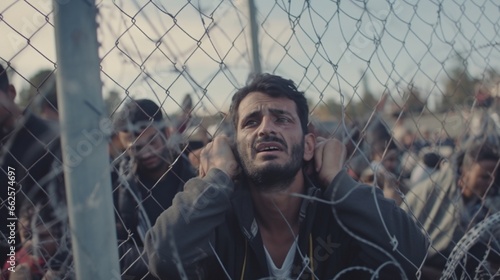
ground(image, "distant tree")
xmin=351 ymin=90 xmax=378 ymax=119
xmin=360 ymin=73 xmax=379 ymax=110
xmin=345 ymin=73 xmax=380 ymax=121
xmin=18 ymin=69 xmax=55 ymax=108
xmin=402 ymin=83 xmax=426 ymax=114
xmin=313 ymin=97 xmax=343 ymax=120
xmin=439 ymin=54 xmax=477 ymax=111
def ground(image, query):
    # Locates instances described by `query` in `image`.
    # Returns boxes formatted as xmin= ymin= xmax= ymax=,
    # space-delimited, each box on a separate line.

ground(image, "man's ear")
xmin=303 ymin=133 xmax=315 ymax=161
xmin=7 ymin=84 xmax=16 ymax=101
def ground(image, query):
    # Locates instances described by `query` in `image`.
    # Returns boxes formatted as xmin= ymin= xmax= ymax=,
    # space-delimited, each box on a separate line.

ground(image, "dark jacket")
xmin=116 ymin=154 xmax=196 ymax=280
xmin=145 ymin=169 xmax=428 ymax=279
xmin=117 ymin=155 xmax=196 ymax=243
xmin=0 ymin=114 xmax=61 ymax=265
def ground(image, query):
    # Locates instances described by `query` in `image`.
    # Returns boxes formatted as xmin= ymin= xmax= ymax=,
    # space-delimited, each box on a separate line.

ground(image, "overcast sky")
xmin=1 ymin=0 xmax=499 ymax=115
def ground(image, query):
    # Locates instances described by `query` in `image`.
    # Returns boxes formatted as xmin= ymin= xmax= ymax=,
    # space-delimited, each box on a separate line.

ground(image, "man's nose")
xmin=257 ymin=116 xmax=277 ymax=136
xmin=132 ymin=144 xmax=152 ymax=158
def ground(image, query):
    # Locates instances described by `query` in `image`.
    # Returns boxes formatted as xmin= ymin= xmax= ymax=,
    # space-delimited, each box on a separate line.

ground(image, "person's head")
xmin=230 ymin=73 xmax=309 ymax=135
xmin=228 ymin=73 xmax=315 ymax=190
xmin=371 ymin=139 xmax=400 ymax=174
xmin=0 ymin=64 xmax=20 ymax=138
xmin=459 ymin=136 xmax=500 ymax=200
xmin=365 ymin=119 xmax=400 ymax=174
xmin=114 ymin=99 xmax=172 ymax=175
xmin=401 ymin=129 xmax=415 ymax=149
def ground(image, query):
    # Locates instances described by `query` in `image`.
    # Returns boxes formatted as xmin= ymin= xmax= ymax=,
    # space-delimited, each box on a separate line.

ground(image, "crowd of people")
xmin=1 ymin=64 xmax=499 ymax=279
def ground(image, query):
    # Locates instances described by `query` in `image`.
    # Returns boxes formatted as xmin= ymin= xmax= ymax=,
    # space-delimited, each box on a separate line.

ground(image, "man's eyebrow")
xmin=240 ymin=110 xmax=261 ymax=123
xmin=133 ymin=130 xmax=157 ymax=144
xmin=269 ymin=108 xmax=294 ymax=118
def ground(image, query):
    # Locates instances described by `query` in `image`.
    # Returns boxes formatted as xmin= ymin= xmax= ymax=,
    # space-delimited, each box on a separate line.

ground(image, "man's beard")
xmin=237 ymin=136 xmax=304 ymax=191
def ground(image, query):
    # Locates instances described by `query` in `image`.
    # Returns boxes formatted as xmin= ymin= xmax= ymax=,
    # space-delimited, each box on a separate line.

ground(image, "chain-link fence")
xmin=1 ymin=0 xmax=500 ymax=279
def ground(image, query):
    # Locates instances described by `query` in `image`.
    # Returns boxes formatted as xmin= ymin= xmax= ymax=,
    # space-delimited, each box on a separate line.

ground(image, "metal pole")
xmin=53 ymin=0 xmax=120 ymax=279
xmin=248 ymin=0 xmax=262 ymax=75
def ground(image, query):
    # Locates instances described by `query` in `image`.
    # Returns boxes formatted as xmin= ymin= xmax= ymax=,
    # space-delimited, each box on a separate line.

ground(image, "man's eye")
xmin=276 ymin=117 xmax=289 ymax=123
xmin=244 ymin=120 xmax=258 ymax=127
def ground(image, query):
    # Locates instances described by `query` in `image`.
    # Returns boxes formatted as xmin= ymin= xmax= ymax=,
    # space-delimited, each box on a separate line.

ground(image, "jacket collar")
xmin=231 ymin=173 xmax=321 ymax=240
xmin=230 ymin=173 xmax=322 ymax=276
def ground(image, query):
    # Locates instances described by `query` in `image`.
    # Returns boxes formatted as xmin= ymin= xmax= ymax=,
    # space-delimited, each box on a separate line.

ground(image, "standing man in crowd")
xmin=114 ymin=99 xmax=196 ymax=279
xmin=144 ymin=73 xmax=428 ymax=279
xmin=0 ymin=64 xmax=61 ymax=266
xmin=114 ymin=99 xmax=195 ymax=244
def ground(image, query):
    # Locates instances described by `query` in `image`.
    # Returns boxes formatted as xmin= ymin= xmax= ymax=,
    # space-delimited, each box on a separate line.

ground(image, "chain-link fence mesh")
xmin=1 ymin=0 xmax=500 ymax=279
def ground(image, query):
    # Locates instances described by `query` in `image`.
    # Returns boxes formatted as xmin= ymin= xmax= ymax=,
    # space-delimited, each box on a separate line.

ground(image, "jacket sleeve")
xmin=144 ymin=168 xmax=234 ymax=279
xmin=117 ymin=181 xmax=139 ymax=239
xmin=325 ymin=169 xmax=429 ymax=279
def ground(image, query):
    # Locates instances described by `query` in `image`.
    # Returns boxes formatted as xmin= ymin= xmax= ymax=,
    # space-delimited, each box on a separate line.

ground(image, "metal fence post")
xmin=53 ymin=0 xmax=120 ymax=279
xmin=248 ymin=0 xmax=261 ymax=75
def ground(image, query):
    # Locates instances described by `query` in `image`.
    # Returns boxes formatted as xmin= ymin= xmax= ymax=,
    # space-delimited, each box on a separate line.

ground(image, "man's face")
xmin=381 ymin=149 xmax=400 ymax=175
xmin=119 ymin=126 xmax=170 ymax=173
xmin=461 ymin=159 xmax=498 ymax=199
xmin=235 ymin=91 xmax=307 ymax=189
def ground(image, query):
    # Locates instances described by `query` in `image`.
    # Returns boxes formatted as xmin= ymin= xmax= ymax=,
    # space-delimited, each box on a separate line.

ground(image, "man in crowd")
xmin=144 ymin=73 xmax=428 ymax=279
xmin=0 ymin=64 xmax=61 ymax=266
xmin=114 ymin=99 xmax=195 ymax=278
xmin=402 ymin=134 xmax=500 ymax=279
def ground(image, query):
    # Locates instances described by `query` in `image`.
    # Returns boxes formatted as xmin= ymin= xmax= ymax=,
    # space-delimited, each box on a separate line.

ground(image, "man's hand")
xmin=199 ymin=136 xmax=240 ymax=179
xmin=314 ymin=137 xmax=346 ymax=188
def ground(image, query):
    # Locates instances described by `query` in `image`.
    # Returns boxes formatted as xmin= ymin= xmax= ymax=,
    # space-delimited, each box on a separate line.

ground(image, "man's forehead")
xmin=238 ymin=92 xmax=297 ymax=116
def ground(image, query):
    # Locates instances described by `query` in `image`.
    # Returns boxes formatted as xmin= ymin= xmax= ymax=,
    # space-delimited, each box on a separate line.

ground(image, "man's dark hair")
xmin=0 ymin=64 xmax=9 ymax=93
xmin=364 ymin=118 xmax=398 ymax=157
xmin=365 ymin=118 xmax=392 ymax=146
xmin=114 ymin=99 xmax=164 ymax=132
xmin=229 ymin=73 xmax=309 ymax=134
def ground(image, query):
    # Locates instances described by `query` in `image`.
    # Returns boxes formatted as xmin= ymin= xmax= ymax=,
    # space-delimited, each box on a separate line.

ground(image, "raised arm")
xmin=314 ymin=138 xmax=428 ymax=279
xmin=144 ymin=136 xmax=239 ymax=279
xmin=327 ymin=170 xmax=428 ymax=278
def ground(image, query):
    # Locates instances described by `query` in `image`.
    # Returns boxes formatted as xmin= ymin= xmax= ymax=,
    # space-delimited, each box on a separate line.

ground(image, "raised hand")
xmin=313 ymin=137 xmax=347 ymax=188
xmin=199 ymin=135 xmax=240 ymax=179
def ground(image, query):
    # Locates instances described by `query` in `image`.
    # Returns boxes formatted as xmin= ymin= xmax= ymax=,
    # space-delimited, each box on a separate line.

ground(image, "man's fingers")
xmin=197 ymin=136 xmax=239 ymax=179
xmin=199 ymin=144 xmax=211 ymax=177
xmin=314 ymin=138 xmax=347 ymax=187
xmin=315 ymin=136 xmax=330 ymax=172
xmin=316 ymin=136 xmax=327 ymax=143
